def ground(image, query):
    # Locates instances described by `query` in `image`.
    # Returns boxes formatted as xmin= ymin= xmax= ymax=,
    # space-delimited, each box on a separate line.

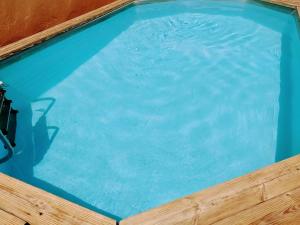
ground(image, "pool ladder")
xmin=0 ymin=89 xmax=17 ymax=151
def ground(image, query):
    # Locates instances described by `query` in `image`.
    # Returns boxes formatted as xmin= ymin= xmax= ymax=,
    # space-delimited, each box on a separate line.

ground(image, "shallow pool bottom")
xmin=0 ymin=0 xmax=300 ymax=220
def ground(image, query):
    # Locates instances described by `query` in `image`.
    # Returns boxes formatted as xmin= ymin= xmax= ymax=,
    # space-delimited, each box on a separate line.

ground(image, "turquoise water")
xmin=0 ymin=0 xmax=300 ymax=219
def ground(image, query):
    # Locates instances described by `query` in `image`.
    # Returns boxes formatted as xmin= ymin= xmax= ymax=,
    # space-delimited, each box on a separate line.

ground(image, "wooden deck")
xmin=261 ymin=0 xmax=300 ymax=8
xmin=0 ymin=173 xmax=115 ymax=225
xmin=0 ymin=0 xmax=300 ymax=224
xmin=0 ymin=0 xmax=134 ymax=60
xmin=121 ymin=155 xmax=300 ymax=225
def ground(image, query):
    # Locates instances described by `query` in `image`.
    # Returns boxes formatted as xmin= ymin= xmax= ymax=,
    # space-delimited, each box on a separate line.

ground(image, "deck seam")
xmin=0 ymin=0 xmax=300 ymax=224
xmin=211 ymin=185 xmax=300 ymax=225
xmin=0 ymin=208 xmax=28 ymax=224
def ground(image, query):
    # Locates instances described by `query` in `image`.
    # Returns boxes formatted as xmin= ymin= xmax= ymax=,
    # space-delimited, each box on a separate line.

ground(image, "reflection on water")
xmin=0 ymin=0 xmax=299 ymax=220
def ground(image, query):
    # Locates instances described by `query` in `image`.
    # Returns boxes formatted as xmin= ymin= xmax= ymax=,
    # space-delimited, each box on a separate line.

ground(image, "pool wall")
xmin=0 ymin=0 xmax=300 ymax=224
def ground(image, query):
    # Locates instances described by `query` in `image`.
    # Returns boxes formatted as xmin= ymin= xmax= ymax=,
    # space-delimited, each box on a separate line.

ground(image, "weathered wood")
xmin=260 ymin=0 xmax=300 ymax=8
xmin=121 ymin=155 xmax=300 ymax=225
xmin=0 ymin=0 xmax=299 ymax=60
xmin=0 ymin=208 xmax=27 ymax=225
xmin=0 ymin=173 xmax=115 ymax=225
xmin=0 ymin=0 xmax=299 ymax=224
xmin=0 ymin=0 xmax=134 ymax=60
xmin=214 ymin=187 xmax=300 ymax=225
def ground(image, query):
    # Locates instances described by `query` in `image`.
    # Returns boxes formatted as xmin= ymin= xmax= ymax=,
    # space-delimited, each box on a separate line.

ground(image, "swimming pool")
xmin=0 ymin=0 xmax=300 ymax=220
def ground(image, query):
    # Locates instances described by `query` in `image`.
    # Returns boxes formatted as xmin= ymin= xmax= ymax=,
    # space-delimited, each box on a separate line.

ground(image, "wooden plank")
xmin=0 ymin=0 xmax=298 ymax=61
xmin=260 ymin=0 xmax=300 ymax=8
xmin=0 ymin=0 xmax=299 ymax=224
xmin=0 ymin=0 xmax=298 ymax=60
xmin=0 ymin=173 xmax=115 ymax=225
xmin=214 ymin=187 xmax=300 ymax=225
xmin=121 ymin=155 xmax=300 ymax=225
xmin=263 ymin=165 xmax=300 ymax=200
xmin=0 ymin=0 xmax=134 ymax=60
xmin=0 ymin=208 xmax=27 ymax=225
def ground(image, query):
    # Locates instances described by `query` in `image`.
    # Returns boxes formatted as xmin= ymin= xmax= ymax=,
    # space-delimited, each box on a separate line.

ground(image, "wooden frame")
xmin=0 ymin=173 xmax=115 ymax=225
xmin=0 ymin=0 xmax=300 ymax=224
xmin=0 ymin=0 xmax=134 ymax=60
xmin=260 ymin=0 xmax=300 ymax=8
xmin=121 ymin=155 xmax=300 ymax=225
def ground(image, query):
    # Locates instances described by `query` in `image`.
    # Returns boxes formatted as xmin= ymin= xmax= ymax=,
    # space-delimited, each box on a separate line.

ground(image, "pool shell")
xmin=0 ymin=0 xmax=300 ymax=224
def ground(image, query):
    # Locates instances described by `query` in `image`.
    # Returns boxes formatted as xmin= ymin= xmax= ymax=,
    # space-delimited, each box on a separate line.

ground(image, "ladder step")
xmin=0 ymin=99 xmax=11 ymax=135
xmin=7 ymin=109 xmax=17 ymax=147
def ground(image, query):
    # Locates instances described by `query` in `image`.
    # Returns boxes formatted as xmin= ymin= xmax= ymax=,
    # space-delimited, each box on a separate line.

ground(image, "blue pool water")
xmin=0 ymin=0 xmax=300 ymax=219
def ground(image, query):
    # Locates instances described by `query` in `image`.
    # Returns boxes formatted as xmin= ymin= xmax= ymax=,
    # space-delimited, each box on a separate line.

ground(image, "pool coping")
xmin=0 ymin=0 xmax=299 ymax=60
xmin=121 ymin=154 xmax=300 ymax=225
xmin=0 ymin=173 xmax=116 ymax=225
xmin=0 ymin=0 xmax=134 ymax=60
xmin=0 ymin=0 xmax=300 ymax=224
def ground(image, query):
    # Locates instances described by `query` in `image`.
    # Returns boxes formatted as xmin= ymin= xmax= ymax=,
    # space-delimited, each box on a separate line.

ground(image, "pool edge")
xmin=0 ymin=0 xmax=134 ymax=61
xmin=0 ymin=172 xmax=116 ymax=225
xmin=121 ymin=154 xmax=300 ymax=225
xmin=0 ymin=0 xmax=298 ymax=61
xmin=0 ymin=0 xmax=300 ymax=224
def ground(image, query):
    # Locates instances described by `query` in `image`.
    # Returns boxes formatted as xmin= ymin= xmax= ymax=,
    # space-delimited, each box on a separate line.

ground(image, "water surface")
xmin=0 ymin=0 xmax=300 ymax=219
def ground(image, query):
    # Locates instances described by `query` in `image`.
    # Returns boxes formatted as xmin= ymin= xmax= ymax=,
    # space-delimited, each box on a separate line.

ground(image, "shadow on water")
xmin=196 ymin=1 xmax=300 ymax=162
xmin=0 ymin=146 xmax=13 ymax=164
xmin=0 ymin=1 xmax=299 ymax=220
xmin=276 ymin=15 xmax=300 ymax=161
xmin=0 ymin=5 xmax=135 ymax=221
xmin=10 ymin=96 xmax=120 ymax=220
xmin=275 ymin=28 xmax=292 ymax=161
xmin=32 ymin=98 xmax=59 ymax=165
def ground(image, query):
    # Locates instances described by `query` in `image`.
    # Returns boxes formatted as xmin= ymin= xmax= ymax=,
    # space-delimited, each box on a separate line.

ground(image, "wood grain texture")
xmin=121 ymin=155 xmax=300 ymax=225
xmin=214 ymin=187 xmax=300 ymax=225
xmin=0 ymin=0 xmax=116 ymax=47
xmin=0 ymin=209 xmax=27 ymax=225
xmin=0 ymin=0 xmax=134 ymax=60
xmin=0 ymin=0 xmax=298 ymax=60
xmin=0 ymin=0 xmax=300 ymax=224
xmin=0 ymin=173 xmax=115 ymax=225
xmin=260 ymin=0 xmax=300 ymax=8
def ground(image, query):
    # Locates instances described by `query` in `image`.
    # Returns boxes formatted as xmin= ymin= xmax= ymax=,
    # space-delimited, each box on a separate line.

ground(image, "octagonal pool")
xmin=0 ymin=0 xmax=300 ymax=220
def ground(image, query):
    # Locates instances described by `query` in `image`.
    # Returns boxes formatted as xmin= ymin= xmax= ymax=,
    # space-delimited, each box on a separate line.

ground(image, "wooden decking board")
xmin=0 ymin=208 xmax=27 ymax=225
xmin=0 ymin=0 xmax=134 ymax=60
xmin=121 ymin=155 xmax=300 ymax=225
xmin=214 ymin=187 xmax=300 ymax=225
xmin=0 ymin=0 xmax=299 ymax=60
xmin=0 ymin=173 xmax=115 ymax=225
xmin=260 ymin=0 xmax=300 ymax=8
xmin=0 ymin=0 xmax=300 ymax=224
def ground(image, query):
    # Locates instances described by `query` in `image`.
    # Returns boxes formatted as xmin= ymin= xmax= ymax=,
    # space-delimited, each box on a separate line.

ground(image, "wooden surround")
xmin=0 ymin=0 xmax=300 ymax=224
